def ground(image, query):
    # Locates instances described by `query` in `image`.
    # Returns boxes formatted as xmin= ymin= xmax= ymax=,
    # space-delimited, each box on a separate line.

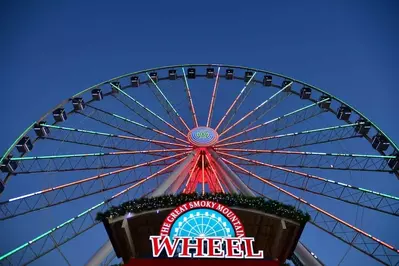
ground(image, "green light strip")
xmin=0 ymin=201 xmax=105 ymax=261
xmin=111 ymin=84 xmax=169 ymax=125
xmin=146 ymin=72 xmax=180 ymax=116
xmin=358 ymin=188 xmax=399 ymax=200
xmin=112 ymin=113 xmax=148 ymax=129
xmin=43 ymin=124 xmax=113 ymax=137
xmin=11 ymin=153 xmax=105 ymax=161
xmin=240 ymin=72 xmax=257 ymax=93
xmin=256 ymin=81 xmax=290 ymax=109
xmin=263 ymin=98 xmax=324 ymax=126
xmin=218 ymin=149 xmax=395 ymax=159
xmin=181 ymin=68 xmax=190 ymax=92
xmin=274 ymin=123 xmax=359 ymax=138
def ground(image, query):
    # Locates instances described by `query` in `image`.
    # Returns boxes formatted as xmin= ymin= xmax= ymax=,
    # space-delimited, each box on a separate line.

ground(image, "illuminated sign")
xmin=187 ymin=127 xmax=219 ymax=147
xmin=149 ymin=200 xmax=264 ymax=259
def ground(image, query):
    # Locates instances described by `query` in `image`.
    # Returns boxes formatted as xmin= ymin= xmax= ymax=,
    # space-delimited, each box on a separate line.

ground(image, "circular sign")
xmin=187 ymin=127 xmax=219 ymax=147
xmin=159 ymin=200 xmax=245 ymax=238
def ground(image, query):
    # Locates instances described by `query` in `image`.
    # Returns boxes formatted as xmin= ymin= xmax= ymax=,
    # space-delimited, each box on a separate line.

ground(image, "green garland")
xmin=96 ymin=193 xmax=311 ymax=226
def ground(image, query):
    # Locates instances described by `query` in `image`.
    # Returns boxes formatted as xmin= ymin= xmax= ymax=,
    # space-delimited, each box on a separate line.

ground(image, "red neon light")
xmin=149 ymin=236 xmax=263 ymax=259
xmin=126 ymin=259 xmax=279 ymax=266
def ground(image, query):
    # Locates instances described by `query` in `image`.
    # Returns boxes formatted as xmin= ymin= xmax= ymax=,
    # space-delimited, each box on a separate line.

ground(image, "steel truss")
xmin=224 ymin=158 xmax=399 ymax=266
xmin=218 ymin=147 xmax=394 ymax=172
xmin=0 ymin=153 xmax=186 ymax=220
xmin=219 ymin=151 xmax=399 ymax=217
xmin=0 ymin=159 xmax=185 ymax=265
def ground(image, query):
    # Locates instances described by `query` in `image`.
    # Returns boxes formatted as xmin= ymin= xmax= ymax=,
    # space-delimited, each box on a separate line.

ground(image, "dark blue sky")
xmin=1 ymin=1 xmax=398 ymax=265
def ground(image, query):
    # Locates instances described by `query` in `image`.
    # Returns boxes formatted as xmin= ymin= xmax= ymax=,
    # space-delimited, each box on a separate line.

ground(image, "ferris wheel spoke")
xmin=217 ymin=97 xmax=329 ymax=144
xmin=182 ymin=154 xmax=201 ymax=194
xmin=204 ymin=153 xmax=225 ymax=193
xmin=43 ymin=124 xmax=190 ymax=148
xmin=41 ymin=127 xmax=188 ymax=157
xmin=8 ymin=149 xmax=190 ymax=174
xmin=0 ymin=153 xmax=186 ymax=220
xmin=216 ymin=122 xmax=360 ymax=148
xmin=84 ymin=104 xmax=190 ymax=144
xmin=0 ymin=168 xmax=172 ymax=222
xmin=77 ymin=104 xmax=142 ymax=137
xmin=7 ymin=125 xmax=190 ymax=174
xmin=111 ymin=83 xmax=187 ymax=138
xmin=111 ymin=94 xmax=162 ymax=130
xmin=181 ymin=67 xmax=199 ymax=128
xmin=217 ymin=148 xmax=394 ymax=172
xmin=0 ymin=159 xmax=184 ymax=265
xmin=219 ymin=152 xmax=399 ymax=216
xmin=214 ymin=72 xmax=257 ymax=132
xmin=93 ymin=104 xmax=189 ymax=144
xmin=147 ymin=72 xmax=191 ymax=131
xmin=75 ymin=108 xmax=179 ymax=150
xmin=223 ymin=159 xmax=399 ymax=266
xmin=219 ymin=81 xmax=292 ymax=137
xmin=206 ymin=66 xmax=221 ymax=128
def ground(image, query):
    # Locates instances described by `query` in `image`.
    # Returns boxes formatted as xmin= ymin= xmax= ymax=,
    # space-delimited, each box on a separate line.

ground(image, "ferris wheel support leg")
xmin=209 ymin=150 xmax=254 ymax=196
xmin=84 ymin=240 xmax=113 ymax=266
xmin=213 ymin=162 xmax=239 ymax=193
xmin=293 ymin=242 xmax=323 ymax=266
xmin=151 ymin=151 xmax=197 ymax=197
xmin=169 ymin=162 xmax=194 ymax=193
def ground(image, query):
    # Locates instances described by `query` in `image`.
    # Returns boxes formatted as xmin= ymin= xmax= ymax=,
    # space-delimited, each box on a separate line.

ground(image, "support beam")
xmin=209 ymin=149 xmax=254 ymax=196
xmin=85 ymin=241 xmax=114 ymax=266
xmin=213 ymin=162 xmax=238 ymax=194
xmin=152 ymin=151 xmax=196 ymax=197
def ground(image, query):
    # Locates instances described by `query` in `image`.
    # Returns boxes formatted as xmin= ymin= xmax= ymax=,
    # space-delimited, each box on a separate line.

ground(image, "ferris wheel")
xmin=0 ymin=64 xmax=398 ymax=265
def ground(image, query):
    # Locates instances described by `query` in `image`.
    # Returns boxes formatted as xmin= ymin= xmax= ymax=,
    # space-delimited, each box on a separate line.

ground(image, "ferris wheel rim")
xmin=1 ymin=63 xmax=397 ymax=186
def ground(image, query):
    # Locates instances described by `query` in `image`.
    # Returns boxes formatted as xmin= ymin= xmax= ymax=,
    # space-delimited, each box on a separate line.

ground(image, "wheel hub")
xmin=187 ymin=127 xmax=219 ymax=147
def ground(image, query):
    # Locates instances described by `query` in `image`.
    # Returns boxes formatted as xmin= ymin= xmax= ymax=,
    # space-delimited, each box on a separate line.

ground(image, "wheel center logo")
xmin=188 ymin=127 xmax=219 ymax=147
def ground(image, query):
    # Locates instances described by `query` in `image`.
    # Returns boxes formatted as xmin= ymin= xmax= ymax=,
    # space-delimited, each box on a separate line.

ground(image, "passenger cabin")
xmin=226 ymin=69 xmax=234 ymax=80
xmin=53 ymin=108 xmax=67 ymax=122
xmin=111 ymin=81 xmax=121 ymax=93
xmin=0 ymin=155 xmax=18 ymax=173
xmin=168 ymin=70 xmax=177 ymax=80
xmin=72 ymin=97 xmax=85 ymax=111
xmin=16 ymin=136 xmax=33 ymax=153
xmin=318 ymin=96 xmax=331 ymax=109
xmin=263 ymin=75 xmax=272 ymax=86
xmin=187 ymin=68 xmax=196 ymax=79
xmin=372 ymin=133 xmax=390 ymax=152
xmin=91 ymin=88 xmax=103 ymax=101
xmin=354 ymin=118 xmax=371 ymax=135
xmin=206 ymin=68 xmax=214 ymax=79
xmin=245 ymin=71 xmax=254 ymax=82
xmin=34 ymin=121 xmax=50 ymax=137
xmin=300 ymin=87 xmax=311 ymax=99
xmin=149 ymin=72 xmax=158 ymax=83
xmin=131 ymin=76 xmax=140 ymax=87
xmin=337 ymin=105 xmax=351 ymax=120
xmin=282 ymin=80 xmax=292 ymax=90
